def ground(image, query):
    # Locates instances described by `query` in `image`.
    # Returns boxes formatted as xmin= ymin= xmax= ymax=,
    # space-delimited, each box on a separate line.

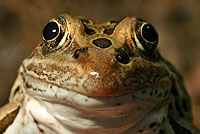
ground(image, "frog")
xmin=0 ymin=14 xmax=200 ymax=134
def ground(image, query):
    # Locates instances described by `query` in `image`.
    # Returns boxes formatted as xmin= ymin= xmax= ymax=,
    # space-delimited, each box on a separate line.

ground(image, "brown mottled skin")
xmin=0 ymin=14 xmax=200 ymax=134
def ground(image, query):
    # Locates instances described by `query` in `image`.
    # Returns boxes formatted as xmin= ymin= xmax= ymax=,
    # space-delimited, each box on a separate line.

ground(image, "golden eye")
xmin=135 ymin=20 xmax=158 ymax=53
xmin=42 ymin=16 xmax=68 ymax=50
xmin=42 ymin=21 xmax=60 ymax=41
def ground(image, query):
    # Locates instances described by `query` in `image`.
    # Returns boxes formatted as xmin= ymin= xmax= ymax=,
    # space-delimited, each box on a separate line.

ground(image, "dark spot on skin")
xmin=149 ymin=122 xmax=157 ymax=128
xmin=115 ymin=48 xmax=131 ymax=64
xmin=154 ymin=89 xmax=158 ymax=94
xmin=33 ymin=117 xmax=39 ymax=125
xmin=25 ymin=82 xmax=32 ymax=88
xmin=80 ymin=18 xmax=90 ymax=24
xmin=150 ymin=91 xmax=153 ymax=96
xmin=157 ymin=92 xmax=162 ymax=98
xmin=13 ymin=86 xmax=20 ymax=96
xmin=171 ymin=88 xmax=179 ymax=97
xmin=171 ymin=79 xmax=179 ymax=97
xmin=138 ymin=129 xmax=144 ymax=133
xmin=163 ymin=90 xmax=169 ymax=97
xmin=159 ymin=129 xmax=164 ymax=134
xmin=169 ymin=116 xmax=192 ymax=134
xmin=153 ymin=128 xmax=157 ymax=132
xmin=104 ymin=21 xmax=118 ymax=35
xmin=92 ymin=38 xmax=112 ymax=48
xmin=168 ymin=103 xmax=173 ymax=111
xmin=103 ymin=28 xmax=115 ymax=35
xmin=175 ymin=102 xmax=185 ymax=118
xmin=110 ymin=20 xmax=118 ymax=24
xmin=116 ymin=103 xmax=122 ymax=106
xmin=162 ymin=117 xmax=166 ymax=123
xmin=0 ymin=107 xmax=20 ymax=133
xmin=182 ymin=98 xmax=188 ymax=112
xmin=142 ymin=90 xmax=147 ymax=94
xmin=39 ymin=42 xmax=44 ymax=46
xmin=30 ymin=111 xmax=45 ymax=133
xmin=22 ymin=75 xmax=26 ymax=82
xmin=85 ymin=99 xmax=88 ymax=102
xmin=25 ymin=82 xmax=43 ymax=92
xmin=82 ymin=23 xmax=96 ymax=35
xmin=38 ymin=125 xmax=44 ymax=133
xmin=72 ymin=47 xmax=88 ymax=59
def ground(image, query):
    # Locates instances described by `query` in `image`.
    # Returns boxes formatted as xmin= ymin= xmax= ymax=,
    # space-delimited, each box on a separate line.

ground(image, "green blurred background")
xmin=0 ymin=0 xmax=199 ymax=128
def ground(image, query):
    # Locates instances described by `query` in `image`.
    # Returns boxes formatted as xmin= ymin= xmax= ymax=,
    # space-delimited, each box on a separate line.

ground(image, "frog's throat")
xmin=24 ymin=90 xmax=168 ymax=134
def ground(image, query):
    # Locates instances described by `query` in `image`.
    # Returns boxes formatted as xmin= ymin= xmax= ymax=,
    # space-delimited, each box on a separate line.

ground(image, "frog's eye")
xmin=42 ymin=21 xmax=60 ymax=41
xmin=134 ymin=20 xmax=158 ymax=53
xmin=42 ymin=17 xmax=67 ymax=52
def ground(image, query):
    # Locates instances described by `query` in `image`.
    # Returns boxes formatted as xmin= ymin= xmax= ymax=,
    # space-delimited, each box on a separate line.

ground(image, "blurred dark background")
xmin=0 ymin=0 xmax=199 ymax=128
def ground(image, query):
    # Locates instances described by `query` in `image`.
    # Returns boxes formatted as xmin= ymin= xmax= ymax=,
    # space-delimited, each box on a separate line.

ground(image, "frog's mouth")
xmin=24 ymin=71 xmax=170 ymax=133
xmin=23 ymin=63 xmax=171 ymax=99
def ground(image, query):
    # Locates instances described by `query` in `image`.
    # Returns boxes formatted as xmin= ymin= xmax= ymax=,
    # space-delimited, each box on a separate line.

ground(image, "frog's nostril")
xmin=92 ymin=38 xmax=112 ymax=48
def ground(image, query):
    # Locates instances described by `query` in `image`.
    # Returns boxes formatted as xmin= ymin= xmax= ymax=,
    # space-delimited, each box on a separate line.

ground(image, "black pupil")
xmin=142 ymin=24 xmax=158 ymax=42
xmin=43 ymin=22 xmax=59 ymax=40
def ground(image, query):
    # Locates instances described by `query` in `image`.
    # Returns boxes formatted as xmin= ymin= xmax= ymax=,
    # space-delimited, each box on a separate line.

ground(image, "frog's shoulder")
xmin=0 ymin=102 xmax=20 ymax=133
xmin=0 ymin=66 xmax=24 ymax=133
xmin=160 ymin=57 xmax=200 ymax=133
xmin=162 ymin=57 xmax=193 ymax=121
